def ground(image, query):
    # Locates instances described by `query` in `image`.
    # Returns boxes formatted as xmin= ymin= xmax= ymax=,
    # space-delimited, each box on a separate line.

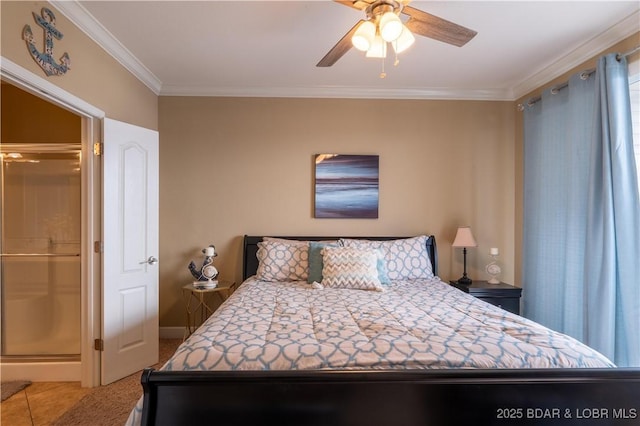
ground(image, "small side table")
xmin=450 ymin=280 xmax=522 ymax=315
xmin=182 ymin=280 xmax=235 ymax=339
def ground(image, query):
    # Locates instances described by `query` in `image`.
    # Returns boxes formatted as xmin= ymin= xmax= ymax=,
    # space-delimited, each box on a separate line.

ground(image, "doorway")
xmin=0 ymin=81 xmax=83 ymax=374
xmin=0 ymin=74 xmax=100 ymax=385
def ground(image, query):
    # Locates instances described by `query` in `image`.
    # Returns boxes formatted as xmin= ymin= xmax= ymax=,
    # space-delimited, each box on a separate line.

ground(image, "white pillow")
xmin=256 ymin=240 xmax=309 ymax=282
xmin=340 ymin=235 xmax=434 ymax=280
xmin=321 ymin=246 xmax=383 ymax=292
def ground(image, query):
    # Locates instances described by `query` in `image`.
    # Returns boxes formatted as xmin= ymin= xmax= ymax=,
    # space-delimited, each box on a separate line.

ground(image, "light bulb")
xmin=379 ymin=11 xmax=402 ymax=42
xmin=352 ymin=21 xmax=376 ymax=52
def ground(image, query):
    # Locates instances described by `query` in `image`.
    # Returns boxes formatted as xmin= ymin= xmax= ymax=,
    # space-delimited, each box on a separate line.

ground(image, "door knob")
xmin=140 ymin=256 xmax=158 ymax=265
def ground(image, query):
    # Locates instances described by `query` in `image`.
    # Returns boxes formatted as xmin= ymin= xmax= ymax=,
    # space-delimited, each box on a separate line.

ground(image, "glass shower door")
xmin=1 ymin=145 xmax=81 ymax=357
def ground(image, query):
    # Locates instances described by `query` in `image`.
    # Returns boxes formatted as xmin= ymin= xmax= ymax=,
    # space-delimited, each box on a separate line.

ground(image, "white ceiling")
xmin=55 ymin=1 xmax=640 ymax=100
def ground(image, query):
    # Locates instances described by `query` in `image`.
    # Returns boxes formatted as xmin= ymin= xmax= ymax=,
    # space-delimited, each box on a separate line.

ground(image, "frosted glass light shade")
xmin=366 ymin=35 xmax=387 ymax=58
xmin=379 ymin=12 xmax=402 ymax=42
xmin=392 ymin=25 xmax=415 ymax=53
xmin=352 ymin=21 xmax=376 ymax=51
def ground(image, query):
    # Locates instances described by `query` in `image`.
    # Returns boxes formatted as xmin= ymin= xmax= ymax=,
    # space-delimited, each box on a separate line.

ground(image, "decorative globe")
xmin=202 ymin=264 xmax=218 ymax=280
xmin=486 ymin=263 xmax=501 ymax=276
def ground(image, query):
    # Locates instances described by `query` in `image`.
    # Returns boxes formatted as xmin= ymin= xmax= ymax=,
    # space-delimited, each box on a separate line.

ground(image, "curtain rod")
xmin=618 ymin=45 xmax=640 ymax=60
xmin=517 ymin=45 xmax=640 ymax=111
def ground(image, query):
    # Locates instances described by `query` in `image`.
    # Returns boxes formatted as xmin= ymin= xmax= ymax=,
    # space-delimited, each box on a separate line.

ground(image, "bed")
xmin=129 ymin=235 xmax=639 ymax=426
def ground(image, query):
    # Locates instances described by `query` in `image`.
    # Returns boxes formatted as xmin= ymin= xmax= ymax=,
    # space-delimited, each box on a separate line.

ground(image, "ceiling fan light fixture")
xmin=317 ymin=0 xmax=477 ymax=72
xmin=352 ymin=20 xmax=376 ymax=51
xmin=366 ymin=34 xmax=387 ymax=58
xmin=392 ymin=25 xmax=415 ymax=54
xmin=379 ymin=11 xmax=402 ymax=42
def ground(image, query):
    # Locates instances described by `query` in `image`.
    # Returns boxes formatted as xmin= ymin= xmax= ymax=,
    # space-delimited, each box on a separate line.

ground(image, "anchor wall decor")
xmin=23 ymin=7 xmax=70 ymax=76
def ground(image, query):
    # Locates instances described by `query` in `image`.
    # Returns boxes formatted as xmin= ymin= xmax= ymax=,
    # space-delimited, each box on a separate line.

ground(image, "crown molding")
xmin=160 ymin=84 xmax=512 ymax=101
xmin=512 ymin=9 xmax=640 ymax=100
xmin=50 ymin=0 xmax=162 ymax=95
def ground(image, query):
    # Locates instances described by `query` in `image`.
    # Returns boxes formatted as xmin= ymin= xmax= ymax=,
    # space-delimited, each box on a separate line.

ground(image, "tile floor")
xmin=1 ymin=381 xmax=90 ymax=426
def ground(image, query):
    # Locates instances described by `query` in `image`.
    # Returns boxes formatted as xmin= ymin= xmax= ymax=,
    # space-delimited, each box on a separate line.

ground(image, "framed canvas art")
xmin=314 ymin=154 xmax=379 ymax=219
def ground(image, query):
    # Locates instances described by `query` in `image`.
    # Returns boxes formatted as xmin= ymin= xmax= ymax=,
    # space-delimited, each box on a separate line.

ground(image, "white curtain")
xmin=523 ymin=53 xmax=640 ymax=367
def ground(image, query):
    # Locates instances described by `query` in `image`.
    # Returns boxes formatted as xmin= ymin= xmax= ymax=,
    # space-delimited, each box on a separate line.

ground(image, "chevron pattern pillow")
xmin=321 ymin=247 xmax=383 ymax=291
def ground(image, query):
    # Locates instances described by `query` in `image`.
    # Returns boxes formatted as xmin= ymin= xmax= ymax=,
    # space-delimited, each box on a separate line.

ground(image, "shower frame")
xmin=0 ymin=143 xmax=83 ymax=360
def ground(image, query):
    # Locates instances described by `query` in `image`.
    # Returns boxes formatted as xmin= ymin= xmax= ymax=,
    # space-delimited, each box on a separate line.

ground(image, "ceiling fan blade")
xmin=402 ymin=5 xmax=477 ymax=47
xmin=316 ymin=20 xmax=364 ymax=67
xmin=334 ymin=0 xmax=374 ymax=11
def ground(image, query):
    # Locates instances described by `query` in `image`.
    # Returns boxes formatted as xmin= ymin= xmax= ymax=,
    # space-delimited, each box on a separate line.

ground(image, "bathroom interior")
xmin=1 ymin=81 xmax=83 ymax=378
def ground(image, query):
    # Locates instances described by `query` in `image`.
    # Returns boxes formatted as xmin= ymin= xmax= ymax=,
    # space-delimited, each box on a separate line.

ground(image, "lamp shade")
xmin=379 ymin=11 xmax=403 ymax=42
xmin=366 ymin=34 xmax=387 ymax=58
xmin=452 ymin=226 xmax=477 ymax=248
xmin=392 ymin=25 xmax=415 ymax=53
xmin=352 ymin=20 xmax=376 ymax=51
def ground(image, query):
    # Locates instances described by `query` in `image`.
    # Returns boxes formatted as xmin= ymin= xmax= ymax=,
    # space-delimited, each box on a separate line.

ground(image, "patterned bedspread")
xmin=126 ymin=276 xmax=614 ymax=425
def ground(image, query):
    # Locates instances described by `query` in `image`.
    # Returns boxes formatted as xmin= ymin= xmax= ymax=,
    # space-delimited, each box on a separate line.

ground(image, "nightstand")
xmin=182 ymin=280 xmax=235 ymax=339
xmin=450 ymin=280 xmax=522 ymax=315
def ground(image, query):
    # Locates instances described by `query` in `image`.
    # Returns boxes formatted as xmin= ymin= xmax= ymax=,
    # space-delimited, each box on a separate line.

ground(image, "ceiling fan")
xmin=317 ymin=0 xmax=477 ymax=68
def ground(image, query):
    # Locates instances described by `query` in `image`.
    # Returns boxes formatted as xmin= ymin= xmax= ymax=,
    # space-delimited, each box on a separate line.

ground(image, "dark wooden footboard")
xmin=140 ymin=368 xmax=640 ymax=426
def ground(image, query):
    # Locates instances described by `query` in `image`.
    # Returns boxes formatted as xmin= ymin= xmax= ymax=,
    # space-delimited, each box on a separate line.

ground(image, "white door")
xmin=102 ymin=118 xmax=159 ymax=385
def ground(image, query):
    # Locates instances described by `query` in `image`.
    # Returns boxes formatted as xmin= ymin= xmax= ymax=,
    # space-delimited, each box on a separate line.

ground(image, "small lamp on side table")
xmin=452 ymin=226 xmax=477 ymax=286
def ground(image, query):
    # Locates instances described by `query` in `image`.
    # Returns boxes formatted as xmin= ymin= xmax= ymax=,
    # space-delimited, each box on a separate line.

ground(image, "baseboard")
xmin=0 ymin=361 xmax=81 ymax=382
xmin=159 ymin=327 xmax=184 ymax=339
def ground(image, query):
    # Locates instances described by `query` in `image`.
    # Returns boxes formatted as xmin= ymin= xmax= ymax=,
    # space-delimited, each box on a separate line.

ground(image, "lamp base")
xmin=456 ymin=276 xmax=472 ymax=286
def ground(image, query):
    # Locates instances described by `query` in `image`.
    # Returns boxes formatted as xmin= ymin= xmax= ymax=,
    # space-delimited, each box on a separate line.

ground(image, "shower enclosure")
xmin=1 ymin=143 xmax=81 ymax=359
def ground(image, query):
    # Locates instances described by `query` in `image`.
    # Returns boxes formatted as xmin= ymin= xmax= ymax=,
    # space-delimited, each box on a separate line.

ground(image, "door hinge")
xmin=93 ymin=142 xmax=103 ymax=156
xmin=94 ymin=339 xmax=104 ymax=351
xmin=94 ymin=241 xmax=103 ymax=253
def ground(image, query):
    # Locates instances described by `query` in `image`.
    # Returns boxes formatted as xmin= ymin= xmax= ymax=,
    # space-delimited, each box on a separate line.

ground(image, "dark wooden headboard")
xmin=242 ymin=235 xmax=437 ymax=281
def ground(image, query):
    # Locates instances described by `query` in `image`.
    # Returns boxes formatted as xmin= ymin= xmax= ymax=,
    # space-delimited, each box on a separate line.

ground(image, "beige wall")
xmin=1 ymin=82 xmax=80 ymax=143
xmin=1 ymin=1 xmax=158 ymax=130
xmin=513 ymin=31 xmax=640 ymax=284
xmin=158 ymin=97 xmax=516 ymax=326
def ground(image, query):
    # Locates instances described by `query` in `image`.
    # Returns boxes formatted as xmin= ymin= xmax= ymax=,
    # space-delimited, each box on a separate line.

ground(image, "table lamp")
xmin=452 ymin=226 xmax=477 ymax=285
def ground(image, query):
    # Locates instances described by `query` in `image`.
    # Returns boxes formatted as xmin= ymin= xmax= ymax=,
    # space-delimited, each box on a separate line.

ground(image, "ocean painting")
xmin=314 ymin=154 xmax=379 ymax=218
